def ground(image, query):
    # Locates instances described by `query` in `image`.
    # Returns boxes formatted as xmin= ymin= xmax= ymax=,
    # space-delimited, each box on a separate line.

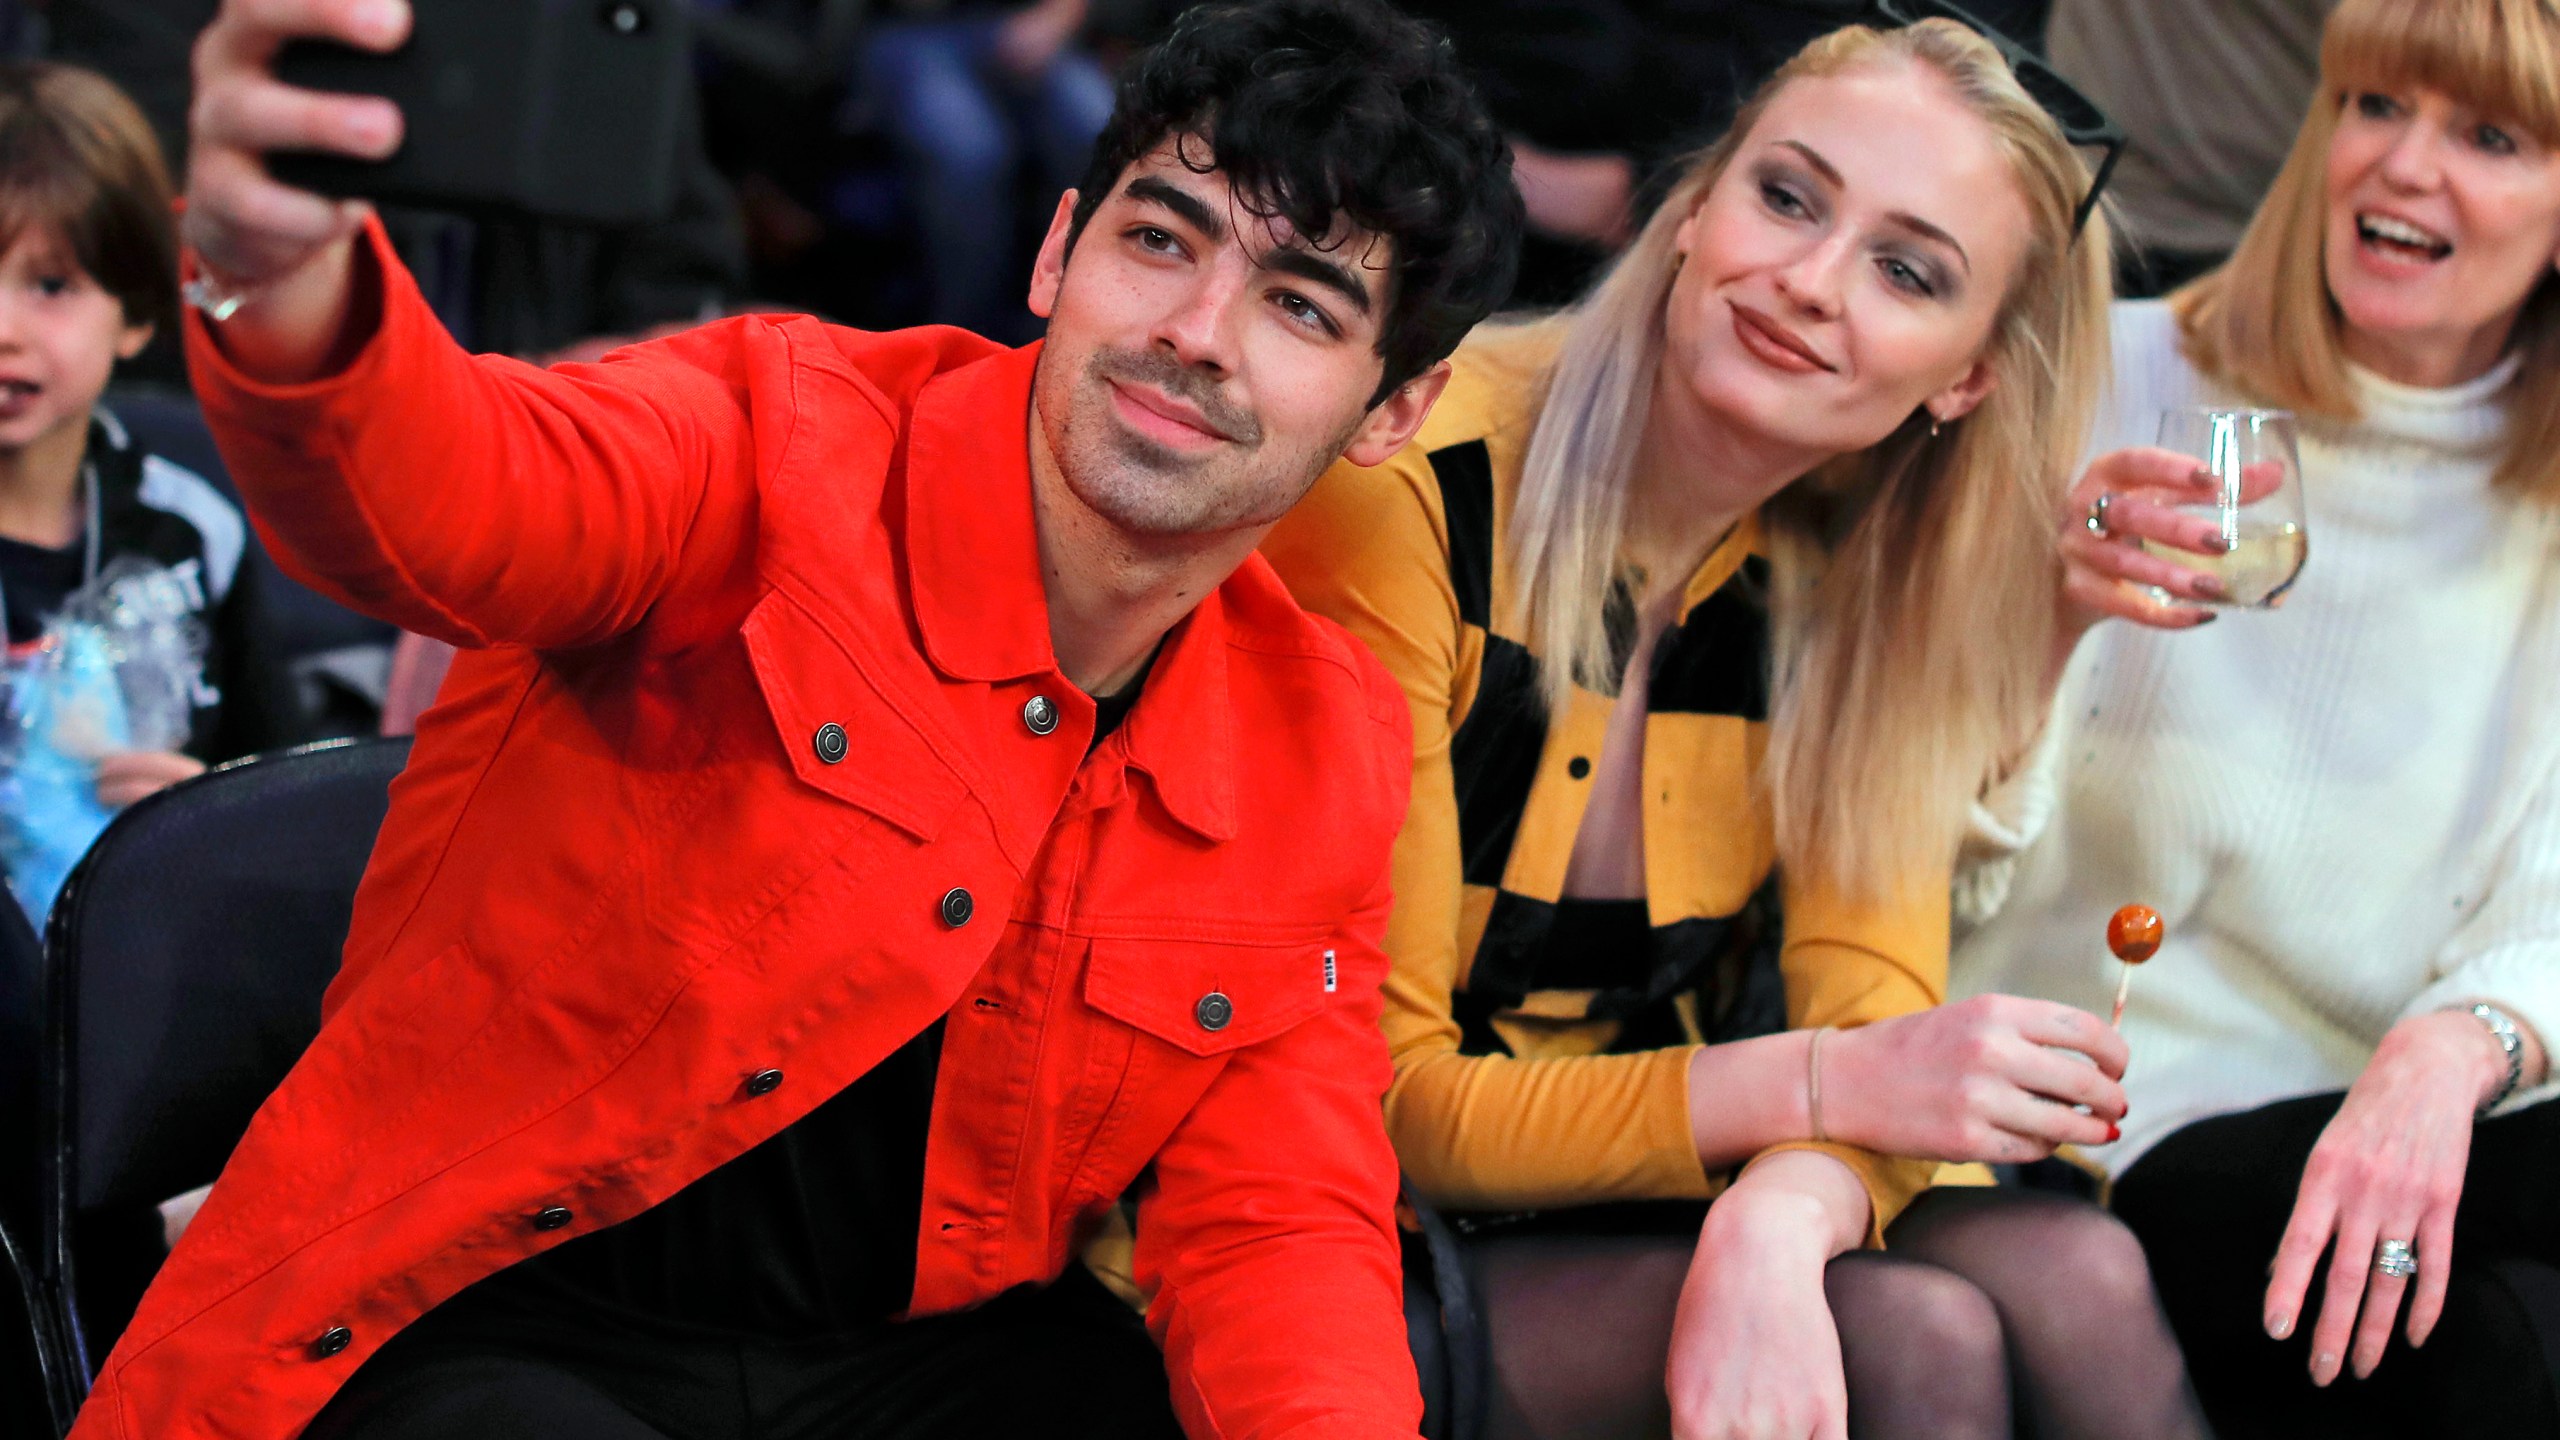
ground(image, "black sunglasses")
xmin=1866 ymin=0 xmax=2126 ymax=239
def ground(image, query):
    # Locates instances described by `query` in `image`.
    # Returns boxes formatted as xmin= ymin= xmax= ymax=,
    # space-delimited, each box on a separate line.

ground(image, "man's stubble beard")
xmin=1038 ymin=345 xmax=1360 ymax=540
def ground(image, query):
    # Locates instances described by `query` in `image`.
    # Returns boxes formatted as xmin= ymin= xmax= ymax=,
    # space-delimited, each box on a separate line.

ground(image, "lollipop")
xmin=2106 ymin=904 xmax=2163 ymax=1027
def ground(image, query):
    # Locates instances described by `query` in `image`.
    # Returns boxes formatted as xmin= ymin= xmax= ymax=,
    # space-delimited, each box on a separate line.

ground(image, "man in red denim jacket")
xmin=63 ymin=3 xmax=1521 ymax=1439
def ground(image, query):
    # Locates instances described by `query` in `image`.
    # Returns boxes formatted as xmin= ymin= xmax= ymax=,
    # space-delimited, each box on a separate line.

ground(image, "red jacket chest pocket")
xmin=742 ymin=586 xmax=968 ymax=843
xmin=1083 ymin=934 xmax=1330 ymax=1054
xmin=1059 ymin=931 xmax=1333 ymax=1198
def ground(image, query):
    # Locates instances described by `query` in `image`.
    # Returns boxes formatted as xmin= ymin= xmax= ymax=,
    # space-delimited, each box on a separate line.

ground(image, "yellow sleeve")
xmin=1263 ymin=450 xmax=1713 ymax=1213
xmin=1757 ymin=870 xmax=1951 ymax=1242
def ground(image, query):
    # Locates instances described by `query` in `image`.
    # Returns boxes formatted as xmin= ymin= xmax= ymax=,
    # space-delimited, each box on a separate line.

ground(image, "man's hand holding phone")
xmin=186 ymin=0 xmax=411 ymax=381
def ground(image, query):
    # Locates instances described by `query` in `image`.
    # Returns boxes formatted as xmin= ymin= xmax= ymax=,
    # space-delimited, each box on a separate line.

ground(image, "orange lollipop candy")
xmin=2108 ymin=905 xmax=2164 ymax=965
xmin=2107 ymin=904 xmax=2163 ymax=1026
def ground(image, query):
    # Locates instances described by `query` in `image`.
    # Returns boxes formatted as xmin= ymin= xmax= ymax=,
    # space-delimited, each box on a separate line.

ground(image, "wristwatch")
xmin=2459 ymin=1003 xmax=2525 ymax=1114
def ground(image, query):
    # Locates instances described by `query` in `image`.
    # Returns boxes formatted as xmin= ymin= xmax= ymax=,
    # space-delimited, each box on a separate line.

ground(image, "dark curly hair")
xmin=1067 ymin=0 xmax=1522 ymax=404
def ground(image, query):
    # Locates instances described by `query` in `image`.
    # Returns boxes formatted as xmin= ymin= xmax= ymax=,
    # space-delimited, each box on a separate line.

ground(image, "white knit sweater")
xmin=1952 ymin=301 xmax=2560 ymax=1177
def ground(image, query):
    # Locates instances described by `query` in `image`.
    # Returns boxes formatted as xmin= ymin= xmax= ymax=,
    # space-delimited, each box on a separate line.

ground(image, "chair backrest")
xmin=2 ymin=1215 xmax=66 ymax=1437
xmin=0 ymin=896 xmax=37 ymax=1231
xmin=38 ymin=738 xmax=410 ymax=1374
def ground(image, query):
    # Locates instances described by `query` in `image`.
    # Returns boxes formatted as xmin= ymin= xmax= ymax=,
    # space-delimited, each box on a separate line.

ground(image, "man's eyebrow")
xmin=1125 ymin=175 xmax=1226 ymax=243
xmin=1775 ymin=138 xmax=1972 ymax=276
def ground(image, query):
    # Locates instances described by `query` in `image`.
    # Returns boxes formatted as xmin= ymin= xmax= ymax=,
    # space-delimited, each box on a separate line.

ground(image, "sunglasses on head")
xmin=1865 ymin=0 xmax=2126 ymax=239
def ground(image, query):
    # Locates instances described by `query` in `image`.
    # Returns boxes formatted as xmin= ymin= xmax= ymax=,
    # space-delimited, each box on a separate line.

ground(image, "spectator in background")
xmin=2047 ymin=0 xmax=2340 ymax=296
xmin=855 ymin=0 xmax=1114 ymax=341
xmin=0 ymin=61 xmax=294 ymax=800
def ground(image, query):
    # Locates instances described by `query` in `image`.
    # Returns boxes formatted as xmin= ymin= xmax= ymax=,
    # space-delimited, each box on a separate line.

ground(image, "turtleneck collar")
xmin=2337 ymin=347 xmax=2521 ymax=459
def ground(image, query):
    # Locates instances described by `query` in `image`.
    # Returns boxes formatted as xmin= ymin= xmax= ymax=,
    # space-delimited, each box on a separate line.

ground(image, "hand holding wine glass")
xmin=2146 ymin=408 xmax=2308 ymax=609
xmin=2057 ymin=408 xmax=2308 ymax=663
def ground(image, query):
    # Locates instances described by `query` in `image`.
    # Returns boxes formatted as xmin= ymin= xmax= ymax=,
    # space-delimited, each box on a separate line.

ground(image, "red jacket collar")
xmin=900 ymin=340 xmax=1237 ymax=843
xmin=1123 ymin=595 xmax=1237 ymax=842
xmin=903 ymin=343 xmax=1055 ymax=685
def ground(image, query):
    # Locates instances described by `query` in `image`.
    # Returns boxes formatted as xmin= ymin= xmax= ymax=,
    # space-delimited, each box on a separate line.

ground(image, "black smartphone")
xmin=271 ymin=0 xmax=695 ymax=228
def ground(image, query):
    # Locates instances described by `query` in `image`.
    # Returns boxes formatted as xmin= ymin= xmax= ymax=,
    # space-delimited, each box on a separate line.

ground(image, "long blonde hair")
xmin=1502 ymin=19 xmax=2112 ymax=901
xmin=2175 ymin=0 xmax=2560 ymax=498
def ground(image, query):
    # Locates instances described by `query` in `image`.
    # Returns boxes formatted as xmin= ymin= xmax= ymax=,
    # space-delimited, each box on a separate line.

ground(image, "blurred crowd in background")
xmin=6 ymin=1 xmax=2313 ymax=365
xmin=0 ymin=0 xmax=2334 ymax=761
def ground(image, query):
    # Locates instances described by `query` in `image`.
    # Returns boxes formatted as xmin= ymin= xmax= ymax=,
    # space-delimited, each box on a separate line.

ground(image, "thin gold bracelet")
xmin=1808 ymin=1026 xmax=1834 ymax=1144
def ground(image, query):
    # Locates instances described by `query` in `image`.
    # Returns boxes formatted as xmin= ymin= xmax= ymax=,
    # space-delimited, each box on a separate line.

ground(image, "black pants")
xmin=2114 ymin=1093 xmax=2560 ymax=1440
xmin=302 ymin=1264 xmax=1186 ymax=1440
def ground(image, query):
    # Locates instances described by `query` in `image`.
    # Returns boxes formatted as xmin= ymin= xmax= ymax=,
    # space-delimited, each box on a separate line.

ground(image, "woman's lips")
xmin=1730 ymin=304 xmax=1834 ymax=375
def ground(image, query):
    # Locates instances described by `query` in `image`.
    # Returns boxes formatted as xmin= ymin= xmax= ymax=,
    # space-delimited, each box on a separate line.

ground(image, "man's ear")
xmin=1028 ymin=190 xmax=1081 ymax=321
xmin=1927 ymin=355 xmax=1998 ymax=426
xmin=1339 ymin=361 xmax=1453 ymax=469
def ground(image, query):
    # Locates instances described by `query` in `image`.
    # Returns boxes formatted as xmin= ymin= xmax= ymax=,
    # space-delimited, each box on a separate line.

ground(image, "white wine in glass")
xmin=2146 ymin=408 xmax=2308 ymax=609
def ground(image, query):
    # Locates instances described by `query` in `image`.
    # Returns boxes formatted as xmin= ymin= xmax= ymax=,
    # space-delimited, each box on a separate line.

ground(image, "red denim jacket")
xmin=68 ymin=224 xmax=1420 ymax=1440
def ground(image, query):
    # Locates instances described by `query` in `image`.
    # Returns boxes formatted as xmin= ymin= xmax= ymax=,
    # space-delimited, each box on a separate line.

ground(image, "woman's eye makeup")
xmin=2353 ymin=92 xmax=2401 ymax=121
xmin=2473 ymin=122 xmax=2520 ymax=156
xmin=1754 ymin=164 xmax=1818 ymax=219
xmin=1877 ymin=253 xmax=1942 ymax=298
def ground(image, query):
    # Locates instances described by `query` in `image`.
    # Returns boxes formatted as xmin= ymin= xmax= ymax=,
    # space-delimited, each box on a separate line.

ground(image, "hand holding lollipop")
xmin=2107 ymin=904 xmax=2163 ymax=1027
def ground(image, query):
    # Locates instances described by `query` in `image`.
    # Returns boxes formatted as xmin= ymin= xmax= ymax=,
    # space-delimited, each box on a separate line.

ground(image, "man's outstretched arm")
xmin=183 ymin=0 xmax=766 ymax=650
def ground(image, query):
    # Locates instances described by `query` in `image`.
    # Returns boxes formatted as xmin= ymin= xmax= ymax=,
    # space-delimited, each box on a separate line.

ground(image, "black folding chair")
xmin=3 ymin=1213 xmax=66 ymax=1437
xmin=0 ymin=880 xmax=41 ymax=1231
xmin=0 ymin=892 xmax=64 ymax=1435
xmin=35 ymin=737 xmax=411 ymax=1409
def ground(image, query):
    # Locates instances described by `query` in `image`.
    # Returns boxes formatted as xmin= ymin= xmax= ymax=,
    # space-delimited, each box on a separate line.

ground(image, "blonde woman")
xmin=1958 ymin=0 xmax=2560 ymax=1433
xmin=1268 ymin=16 xmax=2207 ymax=1440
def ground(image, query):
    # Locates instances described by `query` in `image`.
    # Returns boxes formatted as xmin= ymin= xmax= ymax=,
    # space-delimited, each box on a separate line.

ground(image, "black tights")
xmin=1469 ymin=1190 xmax=2210 ymax=1440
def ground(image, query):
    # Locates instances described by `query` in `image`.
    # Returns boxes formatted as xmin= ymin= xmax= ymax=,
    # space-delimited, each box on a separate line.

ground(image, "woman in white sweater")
xmin=1955 ymin=0 xmax=2560 ymax=1433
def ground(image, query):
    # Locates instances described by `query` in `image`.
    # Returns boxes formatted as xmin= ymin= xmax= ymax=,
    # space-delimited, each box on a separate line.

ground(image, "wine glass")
xmin=2147 ymin=408 xmax=2308 ymax=609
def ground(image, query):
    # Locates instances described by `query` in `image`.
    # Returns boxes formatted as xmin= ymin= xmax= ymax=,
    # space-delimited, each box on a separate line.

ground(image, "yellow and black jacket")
xmin=1263 ymin=327 xmax=1943 ymax=1236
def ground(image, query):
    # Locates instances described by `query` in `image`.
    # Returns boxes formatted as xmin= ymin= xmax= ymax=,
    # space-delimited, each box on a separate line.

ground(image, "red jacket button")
xmin=812 ymin=723 xmax=849 ymax=765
